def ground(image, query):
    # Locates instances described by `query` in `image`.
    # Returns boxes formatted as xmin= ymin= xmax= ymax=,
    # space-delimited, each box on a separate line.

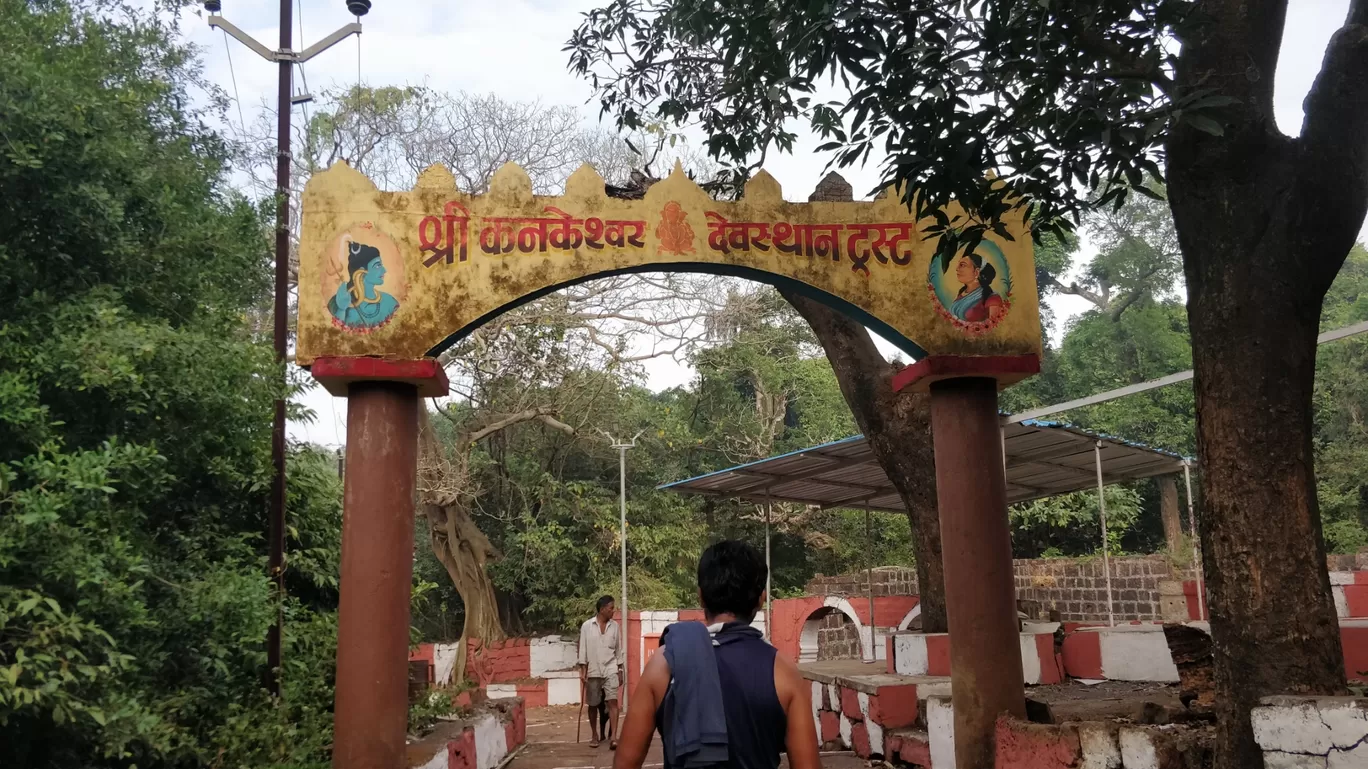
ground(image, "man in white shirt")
xmin=578 ymin=595 xmax=624 ymax=749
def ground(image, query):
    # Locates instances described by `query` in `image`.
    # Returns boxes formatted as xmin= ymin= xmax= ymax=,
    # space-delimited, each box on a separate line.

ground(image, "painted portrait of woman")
xmin=926 ymin=240 xmax=1013 ymax=335
xmin=950 ymin=252 xmax=1006 ymax=324
xmin=328 ymin=239 xmax=399 ymax=331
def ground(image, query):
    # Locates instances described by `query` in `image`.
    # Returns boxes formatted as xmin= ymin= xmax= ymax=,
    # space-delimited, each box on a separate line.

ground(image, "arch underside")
xmin=425 ymin=262 xmax=929 ymax=362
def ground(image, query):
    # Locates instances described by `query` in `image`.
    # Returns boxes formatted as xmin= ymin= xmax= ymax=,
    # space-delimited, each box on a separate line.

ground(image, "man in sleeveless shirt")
xmin=614 ymin=541 xmax=822 ymax=769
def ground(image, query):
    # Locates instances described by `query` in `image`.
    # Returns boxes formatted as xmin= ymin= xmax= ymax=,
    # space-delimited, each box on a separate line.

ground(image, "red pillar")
xmin=929 ymin=377 xmax=1025 ymax=769
xmin=312 ymin=358 xmax=448 ymax=769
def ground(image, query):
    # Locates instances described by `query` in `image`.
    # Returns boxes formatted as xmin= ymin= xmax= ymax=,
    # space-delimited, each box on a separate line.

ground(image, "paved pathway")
xmin=508 ymin=707 xmax=867 ymax=769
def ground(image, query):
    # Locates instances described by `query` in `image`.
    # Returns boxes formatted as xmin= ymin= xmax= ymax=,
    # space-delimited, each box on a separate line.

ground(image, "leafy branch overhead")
xmin=567 ymin=0 xmax=1232 ymax=259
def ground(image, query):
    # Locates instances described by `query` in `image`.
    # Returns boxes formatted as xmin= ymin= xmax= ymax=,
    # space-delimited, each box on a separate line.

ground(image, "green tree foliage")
xmin=0 ymin=2 xmax=341 ymax=765
xmin=567 ymin=0 xmax=1214 ymax=259
xmin=1315 ymin=247 xmax=1368 ymax=553
xmin=1004 ymin=191 xmax=1368 ymax=556
xmin=412 ymin=286 xmax=892 ymax=638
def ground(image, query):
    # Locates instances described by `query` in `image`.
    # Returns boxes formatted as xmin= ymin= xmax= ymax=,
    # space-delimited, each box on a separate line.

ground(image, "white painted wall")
xmin=548 ymin=677 xmax=580 ymax=706
xmin=530 ymin=635 xmax=578 ymax=676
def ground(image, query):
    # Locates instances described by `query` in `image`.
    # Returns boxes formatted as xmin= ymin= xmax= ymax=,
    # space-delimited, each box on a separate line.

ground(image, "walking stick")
xmin=576 ymin=679 xmax=585 ymax=744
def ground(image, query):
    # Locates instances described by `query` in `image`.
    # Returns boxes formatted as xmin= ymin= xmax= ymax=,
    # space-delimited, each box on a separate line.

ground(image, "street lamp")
xmin=603 ymin=429 xmax=645 ymax=711
xmin=205 ymin=0 xmax=367 ymax=697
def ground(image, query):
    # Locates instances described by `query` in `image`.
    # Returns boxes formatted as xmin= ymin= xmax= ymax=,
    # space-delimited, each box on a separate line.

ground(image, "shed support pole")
xmin=1184 ymin=460 xmax=1206 ymax=620
xmin=765 ymin=496 xmax=773 ymax=641
xmin=1094 ymin=441 xmax=1115 ymax=627
xmin=865 ymin=502 xmax=874 ymax=661
xmin=929 ymin=377 xmax=1025 ymax=769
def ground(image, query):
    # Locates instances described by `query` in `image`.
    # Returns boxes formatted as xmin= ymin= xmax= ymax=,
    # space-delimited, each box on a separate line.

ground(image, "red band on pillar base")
xmin=310 ymin=356 xmax=450 ymax=398
xmin=891 ymin=353 xmax=1040 ymax=393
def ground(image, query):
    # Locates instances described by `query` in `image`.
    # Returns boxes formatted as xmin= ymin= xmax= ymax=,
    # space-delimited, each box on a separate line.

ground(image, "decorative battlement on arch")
xmin=295 ymin=161 xmax=1043 ymax=369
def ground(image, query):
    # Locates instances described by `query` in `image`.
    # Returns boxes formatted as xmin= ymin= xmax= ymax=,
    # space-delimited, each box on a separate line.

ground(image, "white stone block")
xmin=1099 ymin=628 xmax=1179 ymax=683
xmin=1319 ymin=700 xmax=1368 ymax=749
xmin=486 ymin=684 xmax=518 ymax=699
xmin=893 ymin=634 xmax=929 ymax=677
xmin=927 ymin=696 xmax=954 ymax=769
xmin=839 ymin=713 xmax=853 ymax=750
xmin=1335 ymin=586 xmax=1350 ymax=619
xmin=1253 ymin=697 xmax=1368 ymax=749
xmin=1118 ymin=727 xmax=1160 ymax=769
xmin=1077 ymin=722 xmax=1121 ymax=769
xmin=1264 ymin=752 xmax=1329 ymax=769
xmin=1330 ymin=572 xmax=1355 ymax=586
xmin=473 ymin=712 xmax=509 ymax=769
xmin=1020 ymin=633 xmax=1043 ymax=685
xmin=1329 ymin=740 xmax=1368 ymax=769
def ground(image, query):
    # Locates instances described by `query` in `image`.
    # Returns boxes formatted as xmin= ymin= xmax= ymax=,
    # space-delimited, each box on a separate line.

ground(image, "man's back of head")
xmin=697 ymin=540 xmax=767 ymax=624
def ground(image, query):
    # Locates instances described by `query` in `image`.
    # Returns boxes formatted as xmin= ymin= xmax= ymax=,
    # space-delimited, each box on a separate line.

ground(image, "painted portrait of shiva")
xmin=328 ymin=239 xmax=399 ymax=331
xmin=950 ymin=251 xmax=1006 ymax=324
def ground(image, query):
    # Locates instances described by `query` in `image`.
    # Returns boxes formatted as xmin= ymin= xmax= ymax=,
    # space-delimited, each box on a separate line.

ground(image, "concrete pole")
xmin=618 ymin=442 xmax=629 ymax=712
xmin=1094 ymin=441 xmax=1115 ymax=627
xmin=1184 ymin=460 xmax=1206 ymax=620
xmin=928 ymin=378 xmax=1025 ymax=769
xmin=333 ymin=382 xmax=419 ymax=769
xmin=865 ymin=502 xmax=875 ymax=660
xmin=765 ymin=497 xmax=773 ymax=642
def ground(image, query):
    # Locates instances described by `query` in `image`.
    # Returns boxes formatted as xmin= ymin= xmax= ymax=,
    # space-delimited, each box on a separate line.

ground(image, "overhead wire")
xmin=221 ymin=29 xmax=262 ymax=205
xmin=295 ymin=0 xmax=312 ymax=127
xmin=223 ymin=30 xmax=249 ymax=135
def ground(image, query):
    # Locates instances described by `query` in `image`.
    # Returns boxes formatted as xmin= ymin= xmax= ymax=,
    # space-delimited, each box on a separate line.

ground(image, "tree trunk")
xmin=1166 ymin=4 xmax=1364 ymax=760
xmin=1159 ymin=476 xmax=1184 ymax=557
xmin=422 ymin=500 xmax=506 ymax=680
xmin=781 ymin=173 xmax=946 ymax=632
xmin=782 ymin=289 xmax=947 ymax=633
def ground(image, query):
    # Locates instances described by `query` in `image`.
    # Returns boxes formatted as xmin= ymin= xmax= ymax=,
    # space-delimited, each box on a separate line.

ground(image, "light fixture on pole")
xmin=603 ymin=429 xmax=645 ymax=712
xmin=204 ymin=0 xmax=367 ymax=697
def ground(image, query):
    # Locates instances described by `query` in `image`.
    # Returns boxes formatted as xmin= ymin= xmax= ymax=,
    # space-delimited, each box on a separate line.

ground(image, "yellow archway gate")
xmin=296 ymin=161 xmax=1041 ymax=367
xmin=299 ymin=162 xmax=1042 ymax=769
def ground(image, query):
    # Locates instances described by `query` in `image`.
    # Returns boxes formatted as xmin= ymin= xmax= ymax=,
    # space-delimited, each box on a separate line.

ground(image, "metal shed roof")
xmin=659 ymin=419 xmax=1190 ymax=511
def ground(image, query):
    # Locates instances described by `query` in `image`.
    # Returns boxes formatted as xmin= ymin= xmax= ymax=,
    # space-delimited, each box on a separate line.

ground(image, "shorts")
xmin=585 ymin=674 xmax=619 ymax=707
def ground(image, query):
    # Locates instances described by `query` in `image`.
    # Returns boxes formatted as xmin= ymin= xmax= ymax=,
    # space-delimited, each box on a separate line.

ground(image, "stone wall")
xmin=811 ymin=559 xmax=1185 ymax=623
xmin=816 ymin=610 xmax=862 ymax=660
xmin=1013 ymin=555 xmax=1192 ymax=622
xmin=812 ymin=554 xmax=1368 ymax=624
xmin=808 ymin=566 xmax=920 ymax=598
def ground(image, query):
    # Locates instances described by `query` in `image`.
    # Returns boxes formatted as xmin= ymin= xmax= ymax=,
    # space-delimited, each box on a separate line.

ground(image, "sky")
xmin=165 ymin=0 xmax=1362 ymax=448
